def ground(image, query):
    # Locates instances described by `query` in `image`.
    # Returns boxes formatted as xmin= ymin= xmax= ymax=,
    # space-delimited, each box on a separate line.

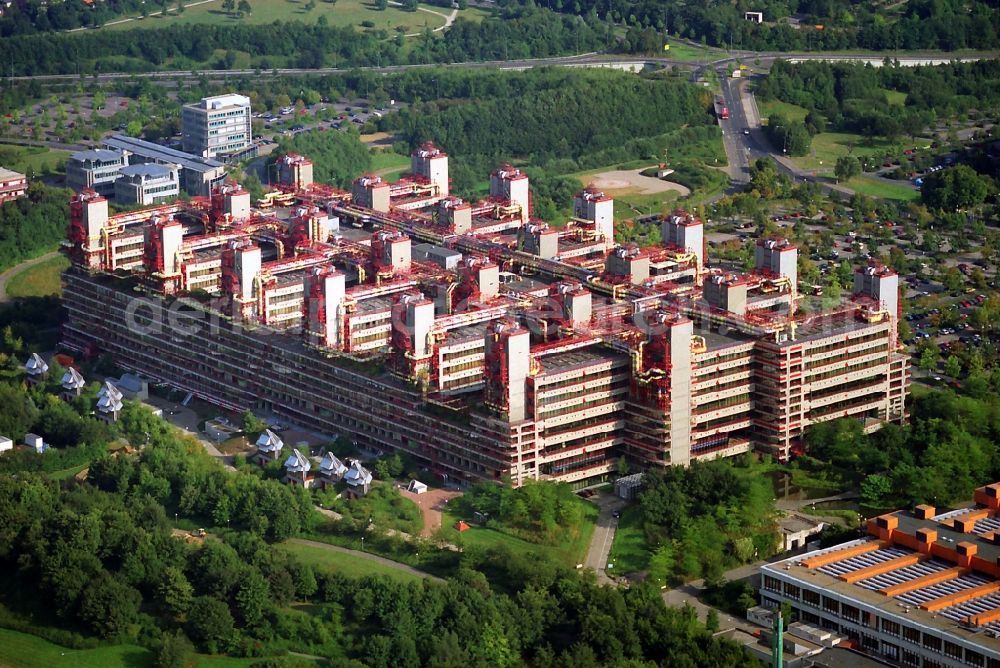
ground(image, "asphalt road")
xmin=582 ymin=493 xmax=628 ymax=584
xmin=12 ymin=51 xmax=996 ymax=84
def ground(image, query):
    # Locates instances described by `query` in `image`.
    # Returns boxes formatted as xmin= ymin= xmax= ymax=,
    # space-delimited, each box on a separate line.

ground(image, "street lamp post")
xmin=360 ymin=536 xmax=365 ymax=552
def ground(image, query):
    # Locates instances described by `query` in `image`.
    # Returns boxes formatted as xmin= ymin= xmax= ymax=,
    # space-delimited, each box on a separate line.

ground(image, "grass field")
xmin=0 ymin=144 xmax=72 ymax=175
xmin=607 ymin=505 xmax=650 ymax=575
xmin=439 ymin=500 xmax=598 ymax=567
xmin=5 ymin=255 xmax=70 ymax=298
xmin=104 ymin=0 xmax=469 ymax=33
xmin=662 ymin=42 xmax=719 ymax=62
xmin=846 ymin=175 xmax=920 ymax=201
xmin=276 ymin=541 xmax=426 ymax=583
xmin=329 ymin=483 xmax=423 ymax=534
xmin=370 ymin=149 xmax=410 ymax=181
xmin=612 ymin=192 xmax=683 ymax=221
xmin=884 ymin=89 xmax=907 ymax=106
xmin=792 ymin=131 xmax=901 ymax=174
xmin=757 ymin=99 xmax=809 ymax=125
xmin=0 ymin=628 xmax=287 ymax=668
xmin=47 ymin=464 xmax=90 ymax=481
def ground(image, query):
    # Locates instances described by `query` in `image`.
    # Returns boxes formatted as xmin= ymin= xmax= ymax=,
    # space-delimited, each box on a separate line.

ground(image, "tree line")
xmin=0 ymin=371 xmax=759 ymax=666
xmin=0 ymin=183 xmax=72 ymax=272
xmin=636 ymin=459 xmax=780 ymax=584
xmin=376 ymin=68 xmax=712 ymax=201
xmin=756 ymin=59 xmax=1000 ymax=145
xmin=0 ymin=6 xmax=607 ymax=76
xmin=271 ymin=127 xmax=372 ymax=190
xmin=512 ymin=0 xmax=1000 ymax=52
xmin=806 ymin=389 xmax=1000 ymax=511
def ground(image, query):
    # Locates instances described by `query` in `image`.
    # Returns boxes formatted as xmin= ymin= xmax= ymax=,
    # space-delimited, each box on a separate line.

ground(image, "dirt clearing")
xmin=582 ymin=169 xmax=691 ymax=196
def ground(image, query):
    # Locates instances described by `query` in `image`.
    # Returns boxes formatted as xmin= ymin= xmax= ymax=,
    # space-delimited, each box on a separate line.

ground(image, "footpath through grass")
xmin=105 ymin=0 xmax=457 ymax=31
xmin=276 ymin=540 xmax=426 ymax=583
xmin=6 ymin=254 xmax=70 ymax=298
xmin=370 ymin=149 xmax=411 ymax=181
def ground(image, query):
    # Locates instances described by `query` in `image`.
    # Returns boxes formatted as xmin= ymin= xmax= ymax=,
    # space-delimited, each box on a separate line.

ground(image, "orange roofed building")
xmin=761 ymin=483 xmax=1000 ymax=667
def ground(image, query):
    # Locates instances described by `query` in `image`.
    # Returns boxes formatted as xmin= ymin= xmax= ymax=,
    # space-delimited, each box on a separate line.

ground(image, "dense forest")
xmin=272 ymin=128 xmax=372 ymax=190
xmin=376 ymin=68 xmax=713 ymax=206
xmin=524 ymin=0 xmax=1000 ymax=51
xmin=0 ymin=6 xmax=607 ymax=76
xmin=0 ymin=0 xmax=147 ymax=34
xmin=0 ymin=372 xmax=759 ymax=667
xmin=756 ymin=59 xmax=1000 ymax=144
xmin=0 ymin=183 xmax=72 ymax=272
xmin=635 ymin=461 xmax=780 ymax=583
xmin=806 ymin=388 xmax=1000 ymax=511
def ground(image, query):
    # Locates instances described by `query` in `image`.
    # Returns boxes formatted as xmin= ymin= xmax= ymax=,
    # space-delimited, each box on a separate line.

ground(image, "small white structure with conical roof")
xmin=344 ymin=459 xmax=373 ymax=496
xmin=319 ymin=451 xmax=348 ymax=486
xmin=24 ymin=353 xmax=49 ymax=386
xmin=283 ymin=448 xmax=315 ymax=487
xmin=255 ymin=428 xmax=284 ymax=464
xmin=96 ymin=380 xmax=124 ymax=422
xmin=61 ymin=367 xmax=86 ymax=399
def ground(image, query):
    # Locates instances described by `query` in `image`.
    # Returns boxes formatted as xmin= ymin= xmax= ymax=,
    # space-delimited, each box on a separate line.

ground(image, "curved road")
xmin=0 ymin=250 xmax=61 ymax=302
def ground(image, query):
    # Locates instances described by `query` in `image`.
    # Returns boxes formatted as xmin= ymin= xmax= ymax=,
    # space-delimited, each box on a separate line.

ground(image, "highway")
xmin=11 ymin=50 xmax=997 ymax=85
xmin=16 ymin=46 xmax=990 ymax=195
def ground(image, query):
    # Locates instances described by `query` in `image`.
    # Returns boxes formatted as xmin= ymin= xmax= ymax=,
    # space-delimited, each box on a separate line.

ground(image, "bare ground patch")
xmin=581 ymin=168 xmax=691 ymax=197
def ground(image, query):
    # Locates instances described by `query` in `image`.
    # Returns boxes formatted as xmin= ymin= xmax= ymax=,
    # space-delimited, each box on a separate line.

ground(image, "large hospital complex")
xmin=60 ymin=142 xmax=909 ymax=487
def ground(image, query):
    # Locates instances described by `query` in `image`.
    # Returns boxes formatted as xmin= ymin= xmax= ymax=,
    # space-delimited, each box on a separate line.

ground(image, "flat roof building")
xmin=182 ymin=94 xmax=252 ymax=161
xmin=761 ymin=485 xmax=1000 ymax=668
xmin=60 ymin=147 xmax=908 ymax=488
xmin=114 ymin=164 xmax=180 ymax=205
xmin=0 ymin=167 xmax=27 ymax=204
xmin=66 ymin=149 xmax=128 ymax=197
xmin=103 ymin=134 xmax=226 ymax=197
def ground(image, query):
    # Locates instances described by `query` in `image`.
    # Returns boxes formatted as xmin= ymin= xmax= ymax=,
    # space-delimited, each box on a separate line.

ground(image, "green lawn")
xmin=607 ymin=504 xmax=650 ymax=574
xmin=277 ymin=540 xmax=426 ymax=583
xmin=5 ymin=255 xmax=70 ymax=298
xmin=662 ymin=41 xmax=719 ymax=62
xmin=0 ymin=144 xmax=71 ymax=175
xmin=370 ymin=149 xmax=411 ymax=182
xmin=439 ymin=500 xmax=598 ymax=567
xmin=613 ymin=191 xmax=684 ymax=221
xmin=884 ymin=90 xmax=907 ymax=106
xmin=105 ymin=0 xmax=460 ymax=32
xmin=0 ymin=628 xmax=294 ymax=668
xmin=329 ymin=483 xmax=423 ymax=534
xmin=47 ymin=464 xmax=90 ymax=481
xmin=758 ymin=98 xmax=809 ymax=125
xmin=792 ymin=132 xmax=901 ymax=174
xmin=0 ymin=629 xmax=151 ymax=668
xmin=846 ymin=175 xmax=920 ymax=201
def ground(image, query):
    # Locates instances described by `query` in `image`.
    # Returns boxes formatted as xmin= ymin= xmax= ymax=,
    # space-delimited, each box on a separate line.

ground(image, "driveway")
xmin=582 ymin=492 xmax=628 ymax=584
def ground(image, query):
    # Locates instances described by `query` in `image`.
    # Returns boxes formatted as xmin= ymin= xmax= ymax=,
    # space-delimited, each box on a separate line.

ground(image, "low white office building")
xmin=114 ymin=164 xmax=180 ymax=205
